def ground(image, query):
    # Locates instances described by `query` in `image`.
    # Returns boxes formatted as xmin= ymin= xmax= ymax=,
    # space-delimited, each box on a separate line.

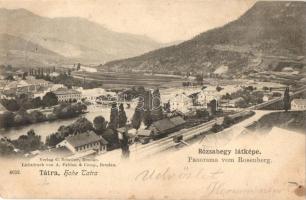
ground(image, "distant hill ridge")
xmin=0 ymin=8 xmax=162 ymax=67
xmin=103 ymin=1 xmax=306 ymax=75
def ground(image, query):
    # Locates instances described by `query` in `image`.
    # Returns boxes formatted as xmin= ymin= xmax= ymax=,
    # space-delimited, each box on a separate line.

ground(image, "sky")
xmin=0 ymin=0 xmax=257 ymax=43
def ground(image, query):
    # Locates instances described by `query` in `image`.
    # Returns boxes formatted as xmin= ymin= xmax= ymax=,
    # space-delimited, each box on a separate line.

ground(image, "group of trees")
xmin=0 ymin=129 xmax=44 ymax=156
xmin=0 ymin=92 xmax=58 ymax=112
xmin=195 ymin=109 xmax=210 ymax=119
xmin=44 ymin=73 xmax=103 ymax=89
xmin=118 ymin=86 xmax=145 ymax=101
xmin=222 ymin=88 xmax=264 ymax=108
xmin=11 ymin=129 xmax=44 ymax=153
xmin=46 ymin=117 xmax=94 ymax=147
xmin=0 ymin=140 xmax=14 ymax=156
xmin=0 ymin=109 xmax=46 ymax=128
xmin=53 ymin=102 xmax=87 ymax=119
xmin=211 ymin=116 xmax=235 ymax=133
xmin=131 ymin=88 xmax=164 ymax=130
xmin=108 ymin=102 xmax=127 ymax=130
xmin=0 ymin=102 xmax=87 ymax=129
xmin=93 ymin=116 xmax=108 ymax=134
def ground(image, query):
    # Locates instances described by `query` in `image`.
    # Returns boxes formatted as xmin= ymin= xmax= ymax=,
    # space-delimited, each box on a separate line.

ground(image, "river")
xmin=0 ymin=105 xmax=136 ymax=142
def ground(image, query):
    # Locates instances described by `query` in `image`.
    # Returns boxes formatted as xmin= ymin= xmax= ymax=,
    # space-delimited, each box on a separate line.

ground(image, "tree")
xmin=0 ymin=112 xmax=14 ymax=128
xmin=216 ymin=86 xmax=223 ymax=92
xmin=164 ymin=101 xmax=171 ymax=113
xmin=223 ymin=93 xmax=232 ymax=100
xmin=27 ymin=129 xmax=36 ymax=137
xmin=14 ymin=108 xmax=30 ymax=126
xmin=101 ymin=129 xmax=119 ymax=150
xmin=246 ymin=86 xmax=255 ymax=92
xmin=22 ymin=72 xmax=27 ymax=80
xmin=151 ymin=89 xmax=163 ymax=122
xmin=118 ymin=103 xmax=127 ymax=128
xmin=67 ymin=69 xmax=71 ymax=76
xmin=93 ymin=116 xmax=108 ymax=134
xmin=196 ymin=109 xmax=210 ymax=119
xmin=12 ymin=129 xmax=43 ymax=152
xmin=45 ymin=133 xmax=63 ymax=147
xmin=5 ymin=74 xmax=14 ymax=81
xmin=143 ymin=109 xmax=153 ymax=127
xmin=29 ymin=110 xmax=46 ymax=123
xmin=207 ymin=99 xmax=218 ymax=116
xmin=76 ymin=63 xmax=81 ymax=70
xmin=223 ymin=116 xmax=234 ymax=128
xmin=42 ymin=92 xmax=58 ymax=107
xmin=120 ymin=131 xmax=130 ymax=159
xmin=70 ymin=117 xmax=93 ymax=134
xmin=283 ymin=87 xmax=291 ymax=112
xmin=137 ymin=86 xmax=145 ymax=94
xmin=195 ymin=74 xmax=204 ymax=85
xmin=108 ymin=102 xmax=119 ymax=130
xmin=31 ymin=97 xmax=43 ymax=108
xmin=211 ymin=124 xmax=223 ymax=133
xmin=0 ymin=140 xmax=14 ymax=156
xmin=53 ymin=103 xmax=87 ymax=119
xmin=132 ymin=107 xmax=142 ymax=130
xmin=1 ymin=99 xmax=20 ymax=111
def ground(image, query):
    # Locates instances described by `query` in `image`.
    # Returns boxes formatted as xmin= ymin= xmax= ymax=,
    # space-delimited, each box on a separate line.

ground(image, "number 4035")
xmin=9 ymin=170 xmax=20 ymax=175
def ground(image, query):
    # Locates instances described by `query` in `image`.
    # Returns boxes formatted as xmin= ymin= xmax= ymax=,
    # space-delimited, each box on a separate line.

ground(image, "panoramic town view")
xmin=0 ymin=1 xmax=305 ymax=162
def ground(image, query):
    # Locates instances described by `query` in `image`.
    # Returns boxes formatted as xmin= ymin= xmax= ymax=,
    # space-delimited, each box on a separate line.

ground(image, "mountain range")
xmin=103 ymin=1 xmax=306 ymax=75
xmin=0 ymin=8 xmax=162 ymax=67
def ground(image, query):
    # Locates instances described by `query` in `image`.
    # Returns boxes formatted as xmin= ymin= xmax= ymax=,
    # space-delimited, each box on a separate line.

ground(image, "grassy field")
xmin=72 ymin=71 xmax=186 ymax=89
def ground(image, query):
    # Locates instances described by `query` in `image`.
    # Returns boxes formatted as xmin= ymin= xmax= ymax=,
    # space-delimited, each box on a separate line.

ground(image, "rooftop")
xmin=65 ymin=131 xmax=108 ymax=147
xmin=39 ymin=146 xmax=73 ymax=157
xmin=3 ymin=78 xmax=50 ymax=89
xmin=151 ymin=116 xmax=185 ymax=132
xmin=291 ymin=99 xmax=306 ymax=106
xmin=152 ymin=118 xmax=176 ymax=132
xmin=53 ymin=88 xmax=81 ymax=95
xmin=229 ymin=97 xmax=245 ymax=103
xmin=138 ymin=129 xmax=152 ymax=137
xmin=169 ymin=116 xmax=186 ymax=126
xmin=0 ymin=103 xmax=8 ymax=113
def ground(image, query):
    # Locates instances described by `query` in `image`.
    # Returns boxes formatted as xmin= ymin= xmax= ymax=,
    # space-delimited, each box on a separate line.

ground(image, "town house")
xmin=291 ymin=99 xmax=306 ymax=111
xmin=56 ymin=131 xmax=108 ymax=154
xmin=53 ymin=88 xmax=82 ymax=102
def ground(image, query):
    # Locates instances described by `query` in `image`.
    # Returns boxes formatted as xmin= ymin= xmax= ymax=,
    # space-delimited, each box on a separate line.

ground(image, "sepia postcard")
xmin=0 ymin=0 xmax=305 ymax=199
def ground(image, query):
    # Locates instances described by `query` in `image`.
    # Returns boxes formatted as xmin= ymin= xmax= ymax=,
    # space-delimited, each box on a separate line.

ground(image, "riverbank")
xmin=0 ymin=104 xmax=136 ymax=141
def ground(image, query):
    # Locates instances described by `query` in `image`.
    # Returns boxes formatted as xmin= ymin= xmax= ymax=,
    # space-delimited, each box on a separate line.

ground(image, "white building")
xmin=77 ymin=88 xmax=108 ymax=102
xmin=79 ymin=66 xmax=98 ymax=73
xmin=33 ymin=84 xmax=66 ymax=99
xmin=227 ymin=97 xmax=245 ymax=108
xmin=197 ymin=85 xmax=242 ymax=106
xmin=53 ymin=88 xmax=82 ymax=102
xmin=169 ymin=93 xmax=193 ymax=113
xmin=56 ymin=131 xmax=108 ymax=154
xmin=3 ymin=78 xmax=51 ymax=93
xmin=262 ymin=94 xmax=273 ymax=102
xmin=49 ymin=72 xmax=60 ymax=78
xmin=291 ymin=99 xmax=306 ymax=111
xmin=197 ymin=88 xmax=221 ymax=107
